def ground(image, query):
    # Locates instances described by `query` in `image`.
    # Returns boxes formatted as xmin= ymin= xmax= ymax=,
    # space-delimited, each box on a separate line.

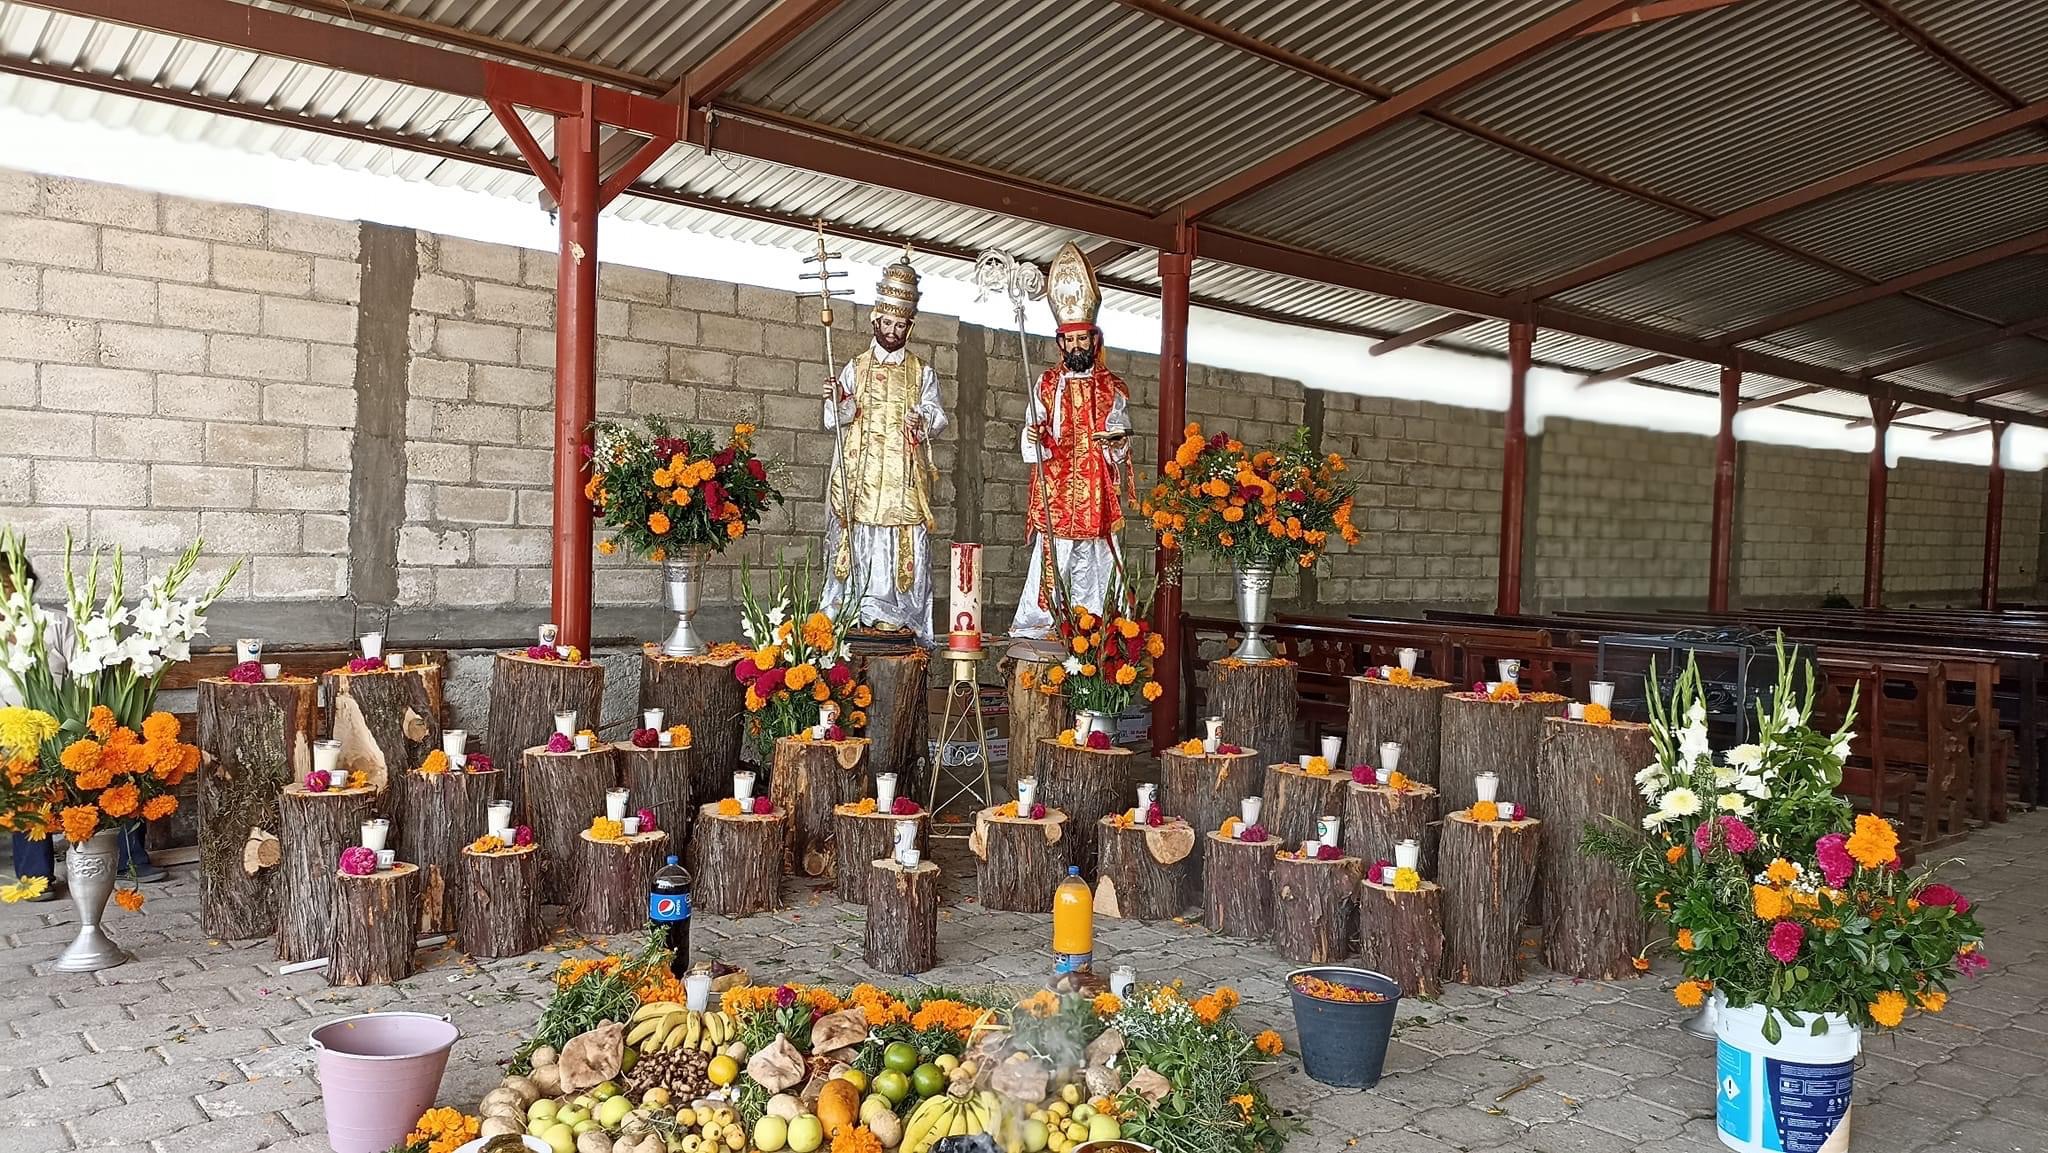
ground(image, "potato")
xmin=482 ymin=1088 xmax=525 ymax=1116
xmin=765 ymin=1094 xmax=803 ymax=1122
xmin=504 ymin=1075 xmax=544 ymax=1104
xmin=867 ymin=1110 xmax=902 ymax=1150
xmin=481 ymin=1116 xmax=523 ymax=1140
xmin=577 ymin=1130 xmax=614 ymax=1153
xmin=532 ymin=1044 xmax=561 ymax=1068
xmin=531 ymin=1063 xmax=565 ymax=1095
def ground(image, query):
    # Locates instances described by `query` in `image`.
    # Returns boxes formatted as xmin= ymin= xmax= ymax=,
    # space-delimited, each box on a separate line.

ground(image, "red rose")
xmin=746 ymin=457 xmax=766 ymax=482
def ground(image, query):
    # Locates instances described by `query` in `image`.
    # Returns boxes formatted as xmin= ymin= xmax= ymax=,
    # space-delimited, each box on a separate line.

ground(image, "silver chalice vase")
xmin=661 ymin=549 xmax=709 ymax=657
xmin=1229 ymin=564 xmax=1278 ymax=662
xmin=54 ymin=829 xmax=131 ymax=972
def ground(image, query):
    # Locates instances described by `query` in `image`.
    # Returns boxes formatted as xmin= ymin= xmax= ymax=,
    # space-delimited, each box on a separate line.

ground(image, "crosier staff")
xmin=801 ymin=221 xmax=853 ymax=539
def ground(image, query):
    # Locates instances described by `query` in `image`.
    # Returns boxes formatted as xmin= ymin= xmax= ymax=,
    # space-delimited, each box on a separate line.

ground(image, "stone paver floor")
xmin=3 ymin=815 xmax=2045 ymax=1153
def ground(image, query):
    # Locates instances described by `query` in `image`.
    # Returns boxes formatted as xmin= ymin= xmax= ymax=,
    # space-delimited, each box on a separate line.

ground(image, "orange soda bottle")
xmin=1052 ymin=866 xmax=1094 ymax=974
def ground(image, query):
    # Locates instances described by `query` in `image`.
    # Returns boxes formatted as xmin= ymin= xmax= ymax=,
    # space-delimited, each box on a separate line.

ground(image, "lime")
xmin=873 ymin=1069 xmax=910 ymax=1103
xmin=883 ymin=1042 xmax=921 ymax=1074
xmin=910 ymin=1062 xmax=946 ymax=1099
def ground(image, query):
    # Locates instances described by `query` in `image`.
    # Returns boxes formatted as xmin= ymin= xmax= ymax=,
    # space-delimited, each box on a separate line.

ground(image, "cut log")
xmin=487 ymin=651 xmax=605 ymax=818
xmin=834 ymin=806 xmax=929 ymax=903
xmin=1272 ymin=854 xmax=1363 ymax=964
xmin=1203 ymin=831 xmax=1275 ymax=939
xmin=1360 ymin=879 xmax=1444 ymax=998
xmin=687 ymin=803 xmax=783 ymax=916
xmin=275 ymin=782 xmax=376 ymax=964
xmin=1261 ymin=764 xmax=1346 ymax=850
xmin=1094 ymin=817 xmax=1197 ymax=921
xmin=394 ymin=766 xmax=499 ymax=934
xmin=322 ymin=662 xmax=443 ymax=797
xmin=460 ymin=843 xmax=542 ymax=959
xmin=1439 ymin=811 xmax=1541 ymax=987
xmin=970 ymin=805 xmax=1073 ymax=912
xmin=770 ymin=736 xmax=869 ymax=877
xmin=196 ymin=676 xmax=318 ymax=941
xmin=1005 ymin=656 xmax=1071 ymax=793
xmin=1438 ymin=692 xmax=1569 ymax=815
xmin=329 ymin=863 xmax=417 ymax=986
xmin=1538 ymin=716 xmax=1655 ymax=980
xmin=1211 ymin=658 xmax=1296 ymax=765
xmin=1036 ymin=740 xmax=1130 ymax=874
xmin=1157 ymin=746 xmax=1263 ymax=874
xmin=638 ymin=646 xmax=745 ymax=807
xmin=571 ymin=830 xmax=670 ymax=937
xmin=851 ymin=646 xmax=931 ymax=802
xmin=519 ymin=743 xmax=619 ymax=905
xmin=1344 ymin=675 xmax=1453 ymax=784
xmin=1342 ymin=781 xmax=1441 ymax=875
xmin=618 ymin=745 xmax=695 ymax=852
xmin=864 ymin=859 xmax=941 ymax=975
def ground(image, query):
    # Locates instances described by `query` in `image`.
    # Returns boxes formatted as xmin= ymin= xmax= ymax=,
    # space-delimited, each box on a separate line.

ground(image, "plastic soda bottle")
xmin=649 ymin=854 xmax=692 ymax=978
xmin=1051 ymin=865 xmax=1093 ymax=974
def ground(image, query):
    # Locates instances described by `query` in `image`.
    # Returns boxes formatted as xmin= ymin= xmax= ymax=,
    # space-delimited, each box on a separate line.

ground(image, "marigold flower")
xmin=1916 ymin=989 xmax=1947 ymax=1013
xmin=87 ymin=705 xmax=116 ymax=739
xmin=1763 ymin=858 xmax=1798 ymax=885
xmin=1868 ymin=990 xmax=1907 ymax=1028
xmin=1583 ymin=702 xmax=1613 ymax=725
xmin=1114 ymin=664 xmax=1138 ymax=686
xmin=1092 ymin=992 xmax=1123 ymax=1017
xmin=717 ymin=798 xmax=742 ymax=817
xmin=1142 ymin=681 xmax=1163 ymax=702
xmin=142 ymin=713 xmax=179 ymax=744
xmin=1392 ymin=866 xmax=1420 ymax=892
xmin=1469 ymin=800 xmax=1500 ymax=822
xmin=597 ymin=538 xmax=617 ymax=555
xmin=1666 ymin=843 xmax=1687 ymax=864
xmin=1253 ymin=1029 xmax=1284 ymax=1056
xmin=1846 ymin=813 xmax=1899 ymax=869
xmin=99 ymin=782 xmax=140 ymax=819
xmin=1676 ymin=928 xmax=1695 ymax=951
xmin=1632 ymin=954 xmax=1651 ymax=972
xmin=141 ymin=794 xmax=178 ymax=821
xmin=1753 ymin=883 xmax=1791 ymax=921
xmin=1674 ymin=980 xmax=1708 ymax=1008
xmin=60 ymin=804 xmax=100 ymax=843
xmin=59 ymin=738 xmax=100 ymax=776
xmin=418 ymin=750 xmax=450 ymax=775
xmin=113 ymin=888 xmax=144 ymax=913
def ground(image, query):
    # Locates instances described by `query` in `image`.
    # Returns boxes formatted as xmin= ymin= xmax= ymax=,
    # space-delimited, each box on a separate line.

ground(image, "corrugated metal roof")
xmin=1749 ymin=297 xmax=1990 ymax=371
xmin=1890 ymin=340 xmax=2048 ymax=396
xmin=1894 ymin=0 xmax=2048 ymax=102
xmin=1910 ymin=253 xmax=2048 ymax=324
xmin=1158 ymin=0 xmax=1577 ymax=90
xmin=1554 ymin=236 xmax=1863 ymax=337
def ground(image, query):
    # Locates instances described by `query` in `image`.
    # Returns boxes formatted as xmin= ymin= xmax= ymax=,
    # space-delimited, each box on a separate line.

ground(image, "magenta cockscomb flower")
xmin=1350 ymin=764 xmax=1374 ymax=785
xmin=1719 ymin=816 xmax=1757 ymax=854
xmin=1816 ymin=832 xmax=1854 ymax=888
xmin=1767 ymin=920 xmax=1804 ymax=964
xmin=338 ymin=846 xmax=378 ymax=876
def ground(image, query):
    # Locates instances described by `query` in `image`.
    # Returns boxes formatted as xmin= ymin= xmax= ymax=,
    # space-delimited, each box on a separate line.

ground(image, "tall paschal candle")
xmin=948 ymin=542 xmax=983 ymax=651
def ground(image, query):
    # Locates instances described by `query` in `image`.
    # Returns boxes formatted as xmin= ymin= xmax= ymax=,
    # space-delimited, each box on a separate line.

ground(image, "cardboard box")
xmin=929 ymin=684 xmax=1011 ymax=767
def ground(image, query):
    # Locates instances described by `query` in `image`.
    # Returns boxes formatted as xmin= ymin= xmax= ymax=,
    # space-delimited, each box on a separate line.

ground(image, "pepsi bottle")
xmin=649 ymin=854 xmax=692 ymax=977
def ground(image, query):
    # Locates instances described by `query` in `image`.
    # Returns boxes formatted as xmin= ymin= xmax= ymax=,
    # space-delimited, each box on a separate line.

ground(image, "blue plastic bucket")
xmin=1713 ymin=1002 xmax=1859 ymax=1153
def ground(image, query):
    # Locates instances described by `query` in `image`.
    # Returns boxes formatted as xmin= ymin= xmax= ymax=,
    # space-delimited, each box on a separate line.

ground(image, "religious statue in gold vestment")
xmin=822 ymin=254 xmax=948 ymax=643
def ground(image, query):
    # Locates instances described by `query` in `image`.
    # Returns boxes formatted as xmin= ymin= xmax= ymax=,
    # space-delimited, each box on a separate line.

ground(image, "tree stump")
xmin=1273 ymin=854 xmax=1363 ymax=964
xmin=619 ymin=745 xmax=695 ymax=852
xmin=1158 ymin=746 xmax=1263 ymax=873
xmin=1342 ymin=781 xmax=1440 ymax=875
xmin=1438 ymin=692 xmax=1569 ymax=815
xmin=687 ymin=803 xmax=783 ymax=915
xmin=639 ymin=646 xmax=745 ymax=807
xmin=1211 ymin=658 xmax=1296 ymax=764
xmin=1006 ymin=656 xmax=1071 ymax=792
xmin=834 ymin=806 xmax=929 ymax=903
xmin=519 ymin=743 xmax=618 ymax=904
xmin=1360 ymin=880 xmax=1444 ymax=998
xmin=1037 ymin=740 xmax=1130 ymax=874
xmin=460 ymin=844 xmax=542 ymax=959
xmin=771 ymin=736 xmax=869 ymax=877
xmin=1345 ymin=675 xmax=1452 ymax=784
xmin=1538 ymin=717 xmax=1654 ymax=980
xmin=1203 ymin=832 xmax=1275 ymax=939
xmin=1262 ymin=764 xmax=1346 ymax=850
xmin=1439 ymin=811 xmax=1541 ymax=987
xmin=488 ymin=652 xmax=605 ymax=817
xmin=970 ymin=805 xmax=1073 ymax=912
xmin=864 ymin=859 xmax=941 ymax=975
xmin=276 ymin=782 xmax=377 ymax=963
xmin=322 ymin=663 xmax=443 ymax=796
xmin=1094 ymin=817 xmax=1197 ymax=920
xmin=395 ymin=767 xmax=499 ymax=934
xmin=572 ymin=830 xmax=670 ymax=937
xmin=196 ymin=676 xmax=318 ymax=940
xmin=852 ymin=646 xmax=931 ymax=802
xmin=329 ymin=864 xmax=416 ymax=986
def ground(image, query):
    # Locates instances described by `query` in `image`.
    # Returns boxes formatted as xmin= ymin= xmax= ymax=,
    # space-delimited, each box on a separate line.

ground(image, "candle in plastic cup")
xmin=574 ymin=734 xmax=591 ymax=751
xmin=385 ymin=653 xmax=405 ymax=669
xmin=1317 ymin=815 xmax=1341 ymax=847
xmin=443 ymin=730 xmax=468 ymax=757
xmin=643 ymin=708 xmax=665 ymax=732
xmin=1379 ymin=741 xmax=1403 ymax=773
xmin=1568 ymin=702 xmax=1587 ymax=720
xmin=487 ymin=802 xmax=512 ymax=835
xmin=622 ymin=816 xmax=641 ymax=836
xmin=1321 ymin=735 xmax=1342 ymax=764
xmin=538 ymin=623 xmax=559 ymax=647
xmin=1499 ymin=658 xmax=1521 ymax=683
xmin=1475 ymin=771 xmax=1500 ymax=802
xmin=1378 ymin=665 xmax=1395 ymax=678
xmin=361 ymin=819 xmax=389 ymax=851
xmin=554 ymin=711 xmax=576 ymax=736
xmin=657 ymin=730 xmax=673 ymax=747
xmin=359 ymin=632 xmax=383 ymax=659
xmin=1590 ymin=681 xmax=1616 ymax=708
xmin=684 ymin=972 xmax=713 ymax=1012
xmin=1202 ymin=716 xmax=1222 ymax=753
xmin=1497 ymin=799 xmax=1517 ymax=818
xmin=376 ymin=848 xmax=396 ymax=871
xmin=1298 ymin=753 xmax=1315 ymax=770
xmin=1374 ymin=764 xmax=1392 ymax=785
xmin=1136 ymin=783 xmax=1157 ymax=810
xmin=1239 ymin=796 xmax=1262 ymax=827
xmin=237 ymin=638 xmax=263 ymax=663
xmin=1109 ymin=966 xmax=1136 ymax=997
xmin=734 ymin=771 xmax=756 ymax=802
xmin=1395 ymin=839 xmax=1420 ymax=871
xmin=897 ymin=847 xmax=923 ymax=868
xmin=1017 ymin=777 xmax=1038 ymax=809
xmin=313 ymin=739 xmax=341 ymax=777
xmin=606 ymin=788 xmax=630 ymax=821
xmin=1397 ymin=647 xmax=1419 ymax=673
xmin=876 ymin=773 xmax=899 ymax=808
xmin=262 ymin=663 xmax=281 ymax=681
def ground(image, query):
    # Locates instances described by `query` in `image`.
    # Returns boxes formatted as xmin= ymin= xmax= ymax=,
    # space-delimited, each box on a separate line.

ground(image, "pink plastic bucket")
xmin=310 ymin=1012 xmax=458 ymax=1153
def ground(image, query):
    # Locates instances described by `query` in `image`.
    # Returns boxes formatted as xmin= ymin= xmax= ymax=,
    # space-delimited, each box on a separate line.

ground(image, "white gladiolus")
xmin=1679 ymin=723 xmax=1711 ymax=767
xmin=1739 ymin=773 xmax=1771 ymax=799
xmin=1827 ymin=736 xmax=1851 ymax=762
xmin=1726 ymin=743 xmax=1762 ymax=768
xmin=1686 ymin=701 xmax=1707 ymax=726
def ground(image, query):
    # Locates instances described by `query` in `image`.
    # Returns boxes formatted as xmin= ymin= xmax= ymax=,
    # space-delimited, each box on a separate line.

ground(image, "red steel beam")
xmin=1878 ymin=152 xmax=2048 ymax=184
xmin=1983 ymin=422 xmax=2008 ymax=609
xmin=1165 ymin=0 xmax=1636 ymax=221
xmin=1498 ymin=323 xmax=1535 ymax=615
xmin=1580 ymin=0 xmax=1749 ymax=34
xmin=1863 ymin=399 xmax=1898 ymax=608
xmin=551 ymin=97 xmax=601 ymax=652
xmin=1521 ymin=98 xmax=2048 ymax=301
xmin=487 ymin=100 xmax=562 ymax=201
xmin=1370 ymin=313 xmax=1484 ymax=356
xmin=1152 ymin=237 xmax=1194 ymax=751
xmin=1845 ymin=405 xmax=1928 ymax=431
xmin=1579 ymin=354 xmax=1678 ymax=387
xmin=1709 ymin=366 xmax=1739 ymax=612
xmin=1932 ymin=422 xmax=1993 ymax=441
xmin=1856 ymin=309 xmax=2048 ymax=379
xmin=667 ymin=0 xmax=846 ymax=105
xmin=279 ymin=0 xmax=659 ymax=93
xmin=1739 ymin=384 xmax=1822 ymax=411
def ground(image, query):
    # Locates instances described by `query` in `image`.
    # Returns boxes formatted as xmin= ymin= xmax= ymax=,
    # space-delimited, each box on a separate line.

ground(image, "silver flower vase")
xmin=1229 ymin=564 xmax=1277 ymax=662
xmin=54 ymin=829 xmax=130 ymax=972
xmin=661 ymin=549 xmax=708 ymax=657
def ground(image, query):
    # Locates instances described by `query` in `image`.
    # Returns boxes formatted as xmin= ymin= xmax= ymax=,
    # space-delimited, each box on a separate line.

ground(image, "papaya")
xmin=815 ymin=1078 xmax=861 ymax=1136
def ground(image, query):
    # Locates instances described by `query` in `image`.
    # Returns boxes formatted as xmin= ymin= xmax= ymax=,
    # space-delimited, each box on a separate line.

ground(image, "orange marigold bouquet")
xmin=587 ymin=417 xmax=783 ymax=561
xmin=734 ymin=555 xmax=867 ymax=763
xmin=1142 ymin=423 xmax=1358 ymax=571
xmin=1043 ymin=570 xmax=1163 ymax=730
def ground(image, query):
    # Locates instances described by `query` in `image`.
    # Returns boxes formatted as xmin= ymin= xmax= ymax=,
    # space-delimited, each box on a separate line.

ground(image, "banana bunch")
xmin=623 ymin=1003 xmax=737 ymax=1053
xmin=901 ymin=1089 xmax=998 ymax=1153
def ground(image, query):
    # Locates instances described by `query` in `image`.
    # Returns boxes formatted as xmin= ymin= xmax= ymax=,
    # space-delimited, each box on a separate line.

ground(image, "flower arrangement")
xmin=1039 ymin=571 xmax=1163 ymax=721
xmin=521 ymin=643 xmax=586 ymax=663
xmin=338 ymin=845 xmax=378 ymax=876
xmin=392 ymin=1107 xmax=480 ymax=1153
xmin=345 ymin=657 xmax=385 ymax=673
xmin=587 ymin=417 xmax=782 ymax=561
xmin=1291 ymin=974 xmax=1388 ymax=1004
xmin=1142 ymin=423 xmax=1358 ymax=570
xmin=1 ymin=703 xmax=197 ymax=859
xmin=1584 ymin=639 xmax=1987 ymax=1039
xmin=734 ymin=555 xmax=866 ymax=763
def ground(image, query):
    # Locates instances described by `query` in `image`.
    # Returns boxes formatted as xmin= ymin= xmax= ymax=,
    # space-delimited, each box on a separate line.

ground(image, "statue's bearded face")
xmin=873 ymin=312 xmax=911 ymax=352
xmin=1059 ymin=329 xmax=1098 ymax=373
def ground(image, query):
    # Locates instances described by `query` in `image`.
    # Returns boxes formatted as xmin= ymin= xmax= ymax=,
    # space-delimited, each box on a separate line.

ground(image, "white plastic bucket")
xmin=1713 ymin=1002 xmax=1859 ymax=1153
xmin=310 ymin=1012 xmax=458 ymax=1153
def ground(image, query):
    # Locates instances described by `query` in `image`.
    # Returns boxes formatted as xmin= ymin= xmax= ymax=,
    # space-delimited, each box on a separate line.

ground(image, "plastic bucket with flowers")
xmin=1286 ymin=966 xmax=1400 ymax=1087
xmin=1711 ymin=1002 xmax=1857 ymax=1153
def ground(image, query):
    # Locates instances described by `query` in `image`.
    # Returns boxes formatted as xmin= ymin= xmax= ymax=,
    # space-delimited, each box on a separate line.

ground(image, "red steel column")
xmin=1863 ymin=399 xmax=1894 ymax=609
xmin=552 ymin=98 xmax=600 ymax=650
xmin=1496 ymin=322 xmax=1533 ymax=616
xmin=1708 ymin=366 xmax=1739 ymax=612
xmin=1983 ymin=422 xmax=2008 ymax=610
xmin=1152 ymin=239 xmax=1193 ymax=750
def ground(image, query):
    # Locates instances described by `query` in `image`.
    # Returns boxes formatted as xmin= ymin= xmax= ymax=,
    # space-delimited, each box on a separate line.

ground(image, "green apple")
xmin=541 ymin=1122 xmax=576 ymax=1153
xmin=785 ymin=1114 xmax=824 ymax=1153
xmin=594 ymin=1081 xmax=621 ymax=1100
xmin=573 ymin=1120 xmax=598 ymax=1136
xmin=598 ymin=1095 xmax=634 ymax=1129
xmin=557 ymin=1106 xmax=589 ymax=1127
xmin=529 ymin=1099 xmax=559 ymax=1121
xmin=1087 ymin=1114 xmax=1122 ymax=1142
xmin=1022 ymin=1118 xmax=1049 ymax=1153
xmin=752 ymin=1115 xmax=789 ymax=1153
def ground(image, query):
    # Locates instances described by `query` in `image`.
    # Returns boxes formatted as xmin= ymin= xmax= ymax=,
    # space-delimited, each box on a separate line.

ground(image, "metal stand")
xmin=929 ymin=647 xmax=994 ymax=838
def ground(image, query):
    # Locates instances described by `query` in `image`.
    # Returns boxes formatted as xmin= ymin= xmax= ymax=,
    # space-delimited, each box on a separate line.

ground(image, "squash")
xmin=814 ymin=1078 xmax=861 ymax=1135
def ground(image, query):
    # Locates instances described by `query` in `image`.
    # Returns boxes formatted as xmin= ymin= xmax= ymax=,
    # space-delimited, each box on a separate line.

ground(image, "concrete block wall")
xmin=1736 ymin=442 xmax=1871 ymax=605
xmin=1533 ymin=419 xmax=1714 ymax=608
